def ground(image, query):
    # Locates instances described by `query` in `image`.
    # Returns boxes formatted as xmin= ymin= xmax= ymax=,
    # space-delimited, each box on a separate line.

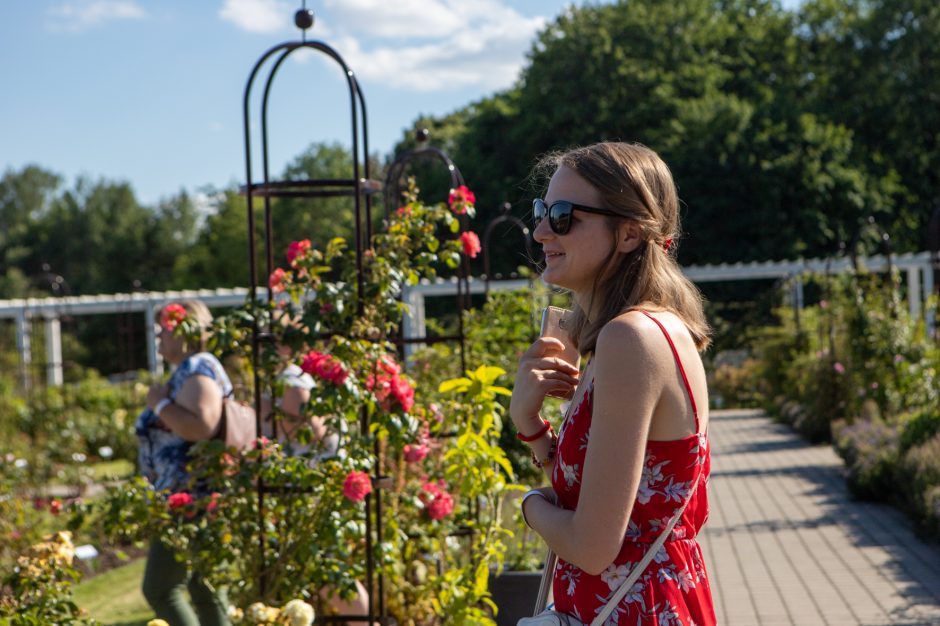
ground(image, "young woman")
xmin=511 ymin=142 xmax=716 ymax=624
xmin=137 ymin=299 xmax=232 ymax=626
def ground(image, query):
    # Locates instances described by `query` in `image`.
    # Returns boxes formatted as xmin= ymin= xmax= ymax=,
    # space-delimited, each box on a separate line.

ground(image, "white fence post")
xmin=15 ymin=311 xmax=31 ymax=391
xmin=44 ymin=316 xmax=63 ymax=386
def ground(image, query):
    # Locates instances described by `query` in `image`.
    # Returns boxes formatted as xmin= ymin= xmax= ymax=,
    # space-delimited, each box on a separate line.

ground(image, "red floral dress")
xmin=551 ymin=313 xmax=716 ymax=626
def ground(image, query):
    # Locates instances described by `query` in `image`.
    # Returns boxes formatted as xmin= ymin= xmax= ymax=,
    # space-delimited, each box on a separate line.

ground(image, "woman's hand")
xmin=146 ymin=383 xmax=169 ymax=410
xmin=509 ymin=337 xmax=580 ymax=433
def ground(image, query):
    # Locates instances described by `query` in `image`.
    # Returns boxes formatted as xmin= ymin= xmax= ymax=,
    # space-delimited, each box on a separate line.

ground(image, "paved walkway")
xmin=700 ymin=409 xmax=940 ymax=625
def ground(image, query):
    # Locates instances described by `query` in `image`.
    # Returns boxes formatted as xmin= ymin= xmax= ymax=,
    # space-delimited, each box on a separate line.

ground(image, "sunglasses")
xmin=532 ymin=198 xmax=623 ymax=235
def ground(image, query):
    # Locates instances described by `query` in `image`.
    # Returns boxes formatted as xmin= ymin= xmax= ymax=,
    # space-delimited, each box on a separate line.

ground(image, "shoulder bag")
xmin=517 ymin=470 xmax=702 ymax=626
xmin=214 ymin=392 xmax=258 ymax=451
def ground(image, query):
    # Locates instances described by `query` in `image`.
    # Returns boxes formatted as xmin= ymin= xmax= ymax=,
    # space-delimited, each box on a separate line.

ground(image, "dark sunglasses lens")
xmin=533 ymin=199 xmax=547 ymax=224
xmin=549 ymin=202 xmax=572 ymax=234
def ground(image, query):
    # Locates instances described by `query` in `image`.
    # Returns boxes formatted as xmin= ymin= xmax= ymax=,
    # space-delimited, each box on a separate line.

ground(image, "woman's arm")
xmin=510 ymin=336 xmax=581 ymax=476
xmin=523 ymin=314 xmax=667 ymax=575
xmin=153 ymin=375 xmax=224 ymax=442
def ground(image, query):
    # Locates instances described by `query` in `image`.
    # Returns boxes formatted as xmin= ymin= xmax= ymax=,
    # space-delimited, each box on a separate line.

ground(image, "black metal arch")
xmin=240 ymin=37 xmax=386 ymax=623
xmin=481 ymin=202 xmax=535 ymax=295
xmin=383 ymin=132 xmax=471 ymax=373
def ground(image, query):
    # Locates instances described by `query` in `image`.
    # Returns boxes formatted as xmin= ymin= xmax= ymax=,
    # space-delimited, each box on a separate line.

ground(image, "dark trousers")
xmin=141 ymin=539 xmax=230 ymax=626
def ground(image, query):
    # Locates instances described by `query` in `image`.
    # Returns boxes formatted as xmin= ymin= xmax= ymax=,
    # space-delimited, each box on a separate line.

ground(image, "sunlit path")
xmin=700 ymin=409 xmax=940 ymax=626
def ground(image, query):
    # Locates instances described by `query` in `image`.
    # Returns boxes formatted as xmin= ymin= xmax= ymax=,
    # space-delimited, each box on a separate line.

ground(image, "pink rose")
xmin=396 ymin=205 xmax=412 ymax=216
xmin=391 ymin=376 xmax=415 ymax=413
xmin=343 ymin=471 xmax=373 ymax=502
xmin=459 ymin=231 xmax=481 ymax=259
xmin=167 ymin=492 xmax=194 ymax=510
xmin=206 ymin=492 xmax=221 ymax=513
xmin=448 ymin=186 xmax=476 ymax=214
xmin=404 ymin=443 xmax=429 ymax=464
xmin=287 ymin=239 xmax=312 ymax=267
xmin=269 ymin=268 xmax=288 ymax=294
xmin=833 ymin=362 xmax=845 ymax=374
xmin=160 ymin=303 xmax=188 ymax=332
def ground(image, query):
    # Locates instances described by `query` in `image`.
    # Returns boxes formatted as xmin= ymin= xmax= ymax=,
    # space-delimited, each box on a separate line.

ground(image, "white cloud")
xmin=46 ymin=0 xmax=147 ymax=32
xmin=320 ymin=0 xmax=546 ymax=92
xmin=219 ymin=0 xmax=293 ymax=34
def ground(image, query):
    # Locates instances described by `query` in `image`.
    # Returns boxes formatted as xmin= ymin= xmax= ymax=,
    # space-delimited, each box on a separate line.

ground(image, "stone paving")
xmin=700 ymin=409 xmax=940 ymax=625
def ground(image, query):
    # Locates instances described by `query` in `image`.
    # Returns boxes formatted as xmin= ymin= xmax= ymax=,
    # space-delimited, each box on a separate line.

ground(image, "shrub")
xmin=832 ymin=418 xmax=900 ymax=501
xmin=897 ymin=433 xmax=940 ymax=539
xmin=899 ymin=409 xmax=940 ymax=454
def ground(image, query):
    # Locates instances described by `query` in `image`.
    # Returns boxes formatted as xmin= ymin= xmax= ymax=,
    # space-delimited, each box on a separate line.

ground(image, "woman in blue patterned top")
xmin=136 ymin=299 xmax=232 ymax=626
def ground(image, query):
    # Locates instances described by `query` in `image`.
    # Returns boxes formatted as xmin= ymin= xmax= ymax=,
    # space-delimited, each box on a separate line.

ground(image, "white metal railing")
xmin=0 ymin=251 xmax=933 ymax=388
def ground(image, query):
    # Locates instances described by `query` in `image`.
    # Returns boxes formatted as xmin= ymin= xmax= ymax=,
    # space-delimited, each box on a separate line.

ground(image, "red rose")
xmin=448 ymin=185 xmax=476 ymax=214
xmin=49 ymin=499 xmax=62 ymax=515
xmin=167 ymin=492 xmax=194 ymax=510
xmin=286 ymin=239 xmax=312 ymax=267
xmin=420 ymin=481 xmax=454 ymax=520
xmin=160 ymin=303 xmax=188 ymax=333
xmin=343 ymin=471 xmax=373 ymax=502
xmin=301 ymin=350 xmax=328 ymax=375
xmin=404 ymin=443 xmax=429 ymax=464
xmin=459 ymin=231 xmax=481 ymax=259
xmin=396 ymin=206 xmax=412 ymax=216
xmin=269 ymin=268 xmax=288 ymax=294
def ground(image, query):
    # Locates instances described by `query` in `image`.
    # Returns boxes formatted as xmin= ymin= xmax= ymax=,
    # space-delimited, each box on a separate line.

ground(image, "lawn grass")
xmin=89 ymin=458 xmax=135 ymax=482
xmin=73 ymin=557 xmax=154 ymax=626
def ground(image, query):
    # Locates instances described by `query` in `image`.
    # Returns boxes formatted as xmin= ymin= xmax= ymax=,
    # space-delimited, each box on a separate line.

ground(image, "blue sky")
xmin=1 ymin=0 xmax=799 ymax=208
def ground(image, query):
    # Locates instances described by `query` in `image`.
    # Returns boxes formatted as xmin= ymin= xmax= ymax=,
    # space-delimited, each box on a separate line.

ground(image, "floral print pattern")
xmin=550 ymin=379 xmax=716 ymax=625
xmin=135 ymin=352 xmax=232 ymax=493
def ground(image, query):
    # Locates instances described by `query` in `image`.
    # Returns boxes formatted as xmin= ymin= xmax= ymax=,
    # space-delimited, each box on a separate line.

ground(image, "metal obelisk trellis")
xmin=384 ymin=129 xmax=471 ymax=372
xmin=240 ymin=5 xmax=385 ymax=622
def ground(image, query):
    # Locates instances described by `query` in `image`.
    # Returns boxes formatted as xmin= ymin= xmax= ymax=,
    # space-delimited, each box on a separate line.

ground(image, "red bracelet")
xmin=516 ymin=419 xmax=552 ymax=442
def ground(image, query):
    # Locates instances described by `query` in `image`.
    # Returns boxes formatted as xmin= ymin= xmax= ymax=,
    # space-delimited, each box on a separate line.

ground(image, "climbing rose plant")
xmin=88 ymin=181 xmax=513 ymax=625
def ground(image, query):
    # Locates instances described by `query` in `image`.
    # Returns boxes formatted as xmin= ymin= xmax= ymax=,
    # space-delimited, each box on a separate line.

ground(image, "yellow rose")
xmin=147 ymin=620 xmax=171 ymax=626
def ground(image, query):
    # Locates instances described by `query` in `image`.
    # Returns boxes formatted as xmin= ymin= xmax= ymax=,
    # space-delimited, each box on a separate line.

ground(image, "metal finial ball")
xmin=501 ymin=201 xmax=512 ymax=214
xmin=415 ymin=128 xmax=430 ymax=143
xmin=294 ymin=9 xmax=315 ymax=30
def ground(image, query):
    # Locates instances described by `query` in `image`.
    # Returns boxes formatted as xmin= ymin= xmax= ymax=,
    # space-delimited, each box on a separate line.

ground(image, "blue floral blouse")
xmin=135 ymin=352 xmax=233 ymax=493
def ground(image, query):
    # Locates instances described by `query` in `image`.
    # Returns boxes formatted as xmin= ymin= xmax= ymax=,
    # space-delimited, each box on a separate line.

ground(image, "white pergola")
xmin=0 ymin=251 xmax=932 ymax=388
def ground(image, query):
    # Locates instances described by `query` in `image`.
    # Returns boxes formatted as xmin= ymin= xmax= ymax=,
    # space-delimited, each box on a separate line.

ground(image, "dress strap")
xmin=638 ymin=311 xmax=699 ymax=431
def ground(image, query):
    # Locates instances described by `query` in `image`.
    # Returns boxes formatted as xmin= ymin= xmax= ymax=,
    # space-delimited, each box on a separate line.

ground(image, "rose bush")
xmin=85 ymin=180 xmax=517 ymax=624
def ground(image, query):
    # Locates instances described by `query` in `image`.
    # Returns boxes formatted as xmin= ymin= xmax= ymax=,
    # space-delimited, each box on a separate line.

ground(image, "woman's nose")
xmin=532 ymin=215 xmax=553 ymax=243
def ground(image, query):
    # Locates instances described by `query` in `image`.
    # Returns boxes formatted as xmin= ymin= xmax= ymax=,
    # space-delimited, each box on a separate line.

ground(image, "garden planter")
xmin=490 ymin=570 xmax=544 ymax=626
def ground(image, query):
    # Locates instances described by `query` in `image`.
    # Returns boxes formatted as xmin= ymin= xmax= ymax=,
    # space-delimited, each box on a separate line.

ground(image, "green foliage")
xmin=898 ymin=408 xmax=940 ymax=453
xmin=897 ymin=433 xmax=940 ymax=535
xmin=87 ymin=185 xmax=512 ymax=625
xmin=833 ymin=417 xmax=901 ymax=500
xmin=0 ymin=531 xmax=100 ymax=625
xmin=393 ymin=0 xmax=934 ymax=275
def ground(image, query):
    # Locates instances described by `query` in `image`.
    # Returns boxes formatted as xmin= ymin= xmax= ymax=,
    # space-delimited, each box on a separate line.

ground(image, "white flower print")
xmin=561 ymin=564 xmax=581 ymax=596
xmin=657 ymin=566 xmax=677 ymax=584
xmin=624 ymin=519 xmax=641 ymax=541
xmin=663 ymin=479 xmax=690 ymax=503
xmin=579 ymin=431 xmax=589 ymax=452
xmin=638 ymin=458 xmax=669 ymax=504
xmin=653 ymin=545 xmax=670 ymax=564
xmin=559 ymin=456 xmax=580 ymax=488
xmin=676 ymin=567 xmax=696 ymax=592
xmin=658 ymin=601 xmax=684 ymax=626
xmin=592 ymin=590 xmax=626 ymax=625
xmin=600 ymin=562 xmax=630 ymax=591
xmin=623 ymin=576 xmax=648 ymax=607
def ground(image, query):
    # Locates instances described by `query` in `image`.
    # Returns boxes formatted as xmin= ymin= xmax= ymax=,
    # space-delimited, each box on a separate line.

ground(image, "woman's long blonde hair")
xmin=540 ymin=142 xmax=711 ymax=354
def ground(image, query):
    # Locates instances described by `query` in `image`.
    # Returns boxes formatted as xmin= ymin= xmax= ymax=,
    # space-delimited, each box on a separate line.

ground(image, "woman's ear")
xmin=616 ymin=221 xmax=643 ymax=254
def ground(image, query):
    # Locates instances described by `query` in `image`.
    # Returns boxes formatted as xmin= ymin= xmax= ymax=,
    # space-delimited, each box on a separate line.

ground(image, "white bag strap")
xmin=590 ymin=469 xmax=703 ymax=626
